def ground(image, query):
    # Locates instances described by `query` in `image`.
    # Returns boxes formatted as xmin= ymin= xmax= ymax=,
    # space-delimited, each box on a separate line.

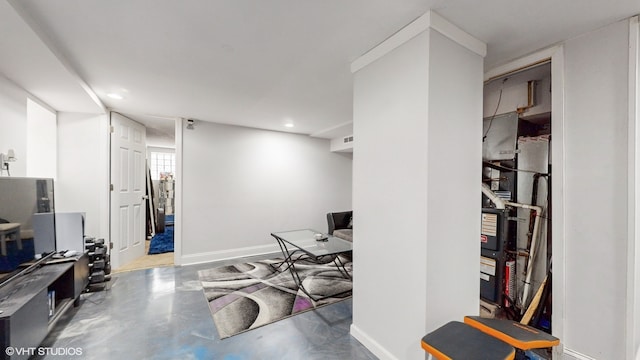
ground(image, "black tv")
xmin=0 ymin=177 xmax=55 ymax=273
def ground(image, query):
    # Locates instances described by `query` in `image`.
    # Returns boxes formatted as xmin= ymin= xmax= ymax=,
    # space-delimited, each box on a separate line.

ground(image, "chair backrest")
xmin=327 ymin=211 xmax=352 ymax=234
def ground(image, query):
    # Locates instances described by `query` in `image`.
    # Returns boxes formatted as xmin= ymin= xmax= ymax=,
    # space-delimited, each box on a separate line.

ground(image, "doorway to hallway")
xmin=111 ymin=114 xmax=177 ymax=272
xmin=110 ymin=112 xmax=147 ymax=270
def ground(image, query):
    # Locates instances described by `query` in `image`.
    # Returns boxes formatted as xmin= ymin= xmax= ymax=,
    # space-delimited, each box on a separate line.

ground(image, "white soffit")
xmin=310 ymin=121 xmax=353 ymax=139
xmin=0 ymin=0 xmax=105 ymax=114
xmin=351 ymin=10 xmax=487 ymax=73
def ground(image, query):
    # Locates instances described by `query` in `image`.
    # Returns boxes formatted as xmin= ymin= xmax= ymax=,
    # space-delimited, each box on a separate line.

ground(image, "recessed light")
xmin=107 ymin=93 xmax=124 ymax=100
xmin=284 ymin=123 xmax=294 ymax=128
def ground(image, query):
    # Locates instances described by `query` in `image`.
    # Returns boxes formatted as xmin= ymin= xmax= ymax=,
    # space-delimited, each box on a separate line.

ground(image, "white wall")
xmin=563 ymin=19 xmax=629 ymax=359
xmin=180 ymin=121 xmax=352 ymax=264
xmin=0 ymin=76 xmax=58 ymax=179
xmin=26 ymin=98 xmax=56 ymax=178
xmin=147 ymin=129 xmax=175 ymax=148
xmin=0 ymin=76 xmax=108 ymax=246
xmin=0 ymin=75 xmax=28 ymax=177
xmin=351 ymin=26 xmax=483 ymax=360
xmin=56 ymin=112 xmax=109 ymax=241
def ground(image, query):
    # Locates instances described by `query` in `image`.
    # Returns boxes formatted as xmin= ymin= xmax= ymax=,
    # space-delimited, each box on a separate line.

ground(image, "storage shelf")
xmin=0 ymin=254 xmax=88 ymax=359
xmin=47 ymin=297 xmax=73 ymax=332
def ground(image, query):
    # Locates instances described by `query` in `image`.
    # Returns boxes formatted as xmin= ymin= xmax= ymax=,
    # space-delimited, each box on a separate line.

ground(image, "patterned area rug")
xmin=198 ymin=254 xmax=352 ymax=339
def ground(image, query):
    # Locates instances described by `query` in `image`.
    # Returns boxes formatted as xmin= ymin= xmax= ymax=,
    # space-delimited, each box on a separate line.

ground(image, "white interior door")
xmin=110 ymin=112 xmax=146 ymax=269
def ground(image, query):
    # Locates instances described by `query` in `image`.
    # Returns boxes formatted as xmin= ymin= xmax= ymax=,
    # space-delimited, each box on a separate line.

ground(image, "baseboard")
xmin=350 ymin=324 xmax=399 ymax=360
xmin=180 ymin=244 xmax=281 ymax=265
xmin=564 ymin=348 xmax=597 ymax=360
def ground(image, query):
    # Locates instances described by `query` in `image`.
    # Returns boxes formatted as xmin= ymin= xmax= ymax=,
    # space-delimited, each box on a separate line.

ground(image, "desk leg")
xmin=271 ymin=236 xmax=320 ymax=302
xmin=332 ymin=253 xmax=352 ymax=280
xmin=270 ymin=238 xmax=306 ymax=273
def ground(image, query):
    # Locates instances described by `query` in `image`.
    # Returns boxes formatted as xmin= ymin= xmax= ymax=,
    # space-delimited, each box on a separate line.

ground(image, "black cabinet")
xmin=480 ymin=208 xmax=516 ymax=305
xmin=0 ymin=254 xmax=88 ymax=360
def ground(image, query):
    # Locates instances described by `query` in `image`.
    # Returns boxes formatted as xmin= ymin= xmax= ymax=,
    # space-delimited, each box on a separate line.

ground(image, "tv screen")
xmin=0 ymin=177 xmax=55 ymax=272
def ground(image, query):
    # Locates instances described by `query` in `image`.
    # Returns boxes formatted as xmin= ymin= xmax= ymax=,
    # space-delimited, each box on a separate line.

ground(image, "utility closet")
xmin=480 ymin=62 xmax=553 ymax=335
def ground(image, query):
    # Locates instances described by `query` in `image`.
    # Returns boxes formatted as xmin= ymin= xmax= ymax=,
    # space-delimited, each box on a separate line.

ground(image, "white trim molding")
xmin=180 ymin=244 xmax=281 ymax=266
xmin=429 ymin=11 xmax=486 ymax=57
xmin=484 ymin=45 xmax=560 ymax=82
xmin=627 ymin=14 xmax=640 ymax=360
xmin=350 ymin=325 xmax=399 ymax=360
xmin=350 ymin=10 xmax=486 ymax=73
xmin=549 ymin=44 xmax=567 ymax=360
xmin=564 ymin=348 xmax=598 ymax=360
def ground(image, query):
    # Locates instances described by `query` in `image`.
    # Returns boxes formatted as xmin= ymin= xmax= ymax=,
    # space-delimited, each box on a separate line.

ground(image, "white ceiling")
xmin=1 ymin=0 xmax=639 ymax=141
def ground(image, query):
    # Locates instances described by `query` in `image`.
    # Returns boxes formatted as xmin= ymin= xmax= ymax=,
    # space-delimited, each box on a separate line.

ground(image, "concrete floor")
xmin=37 ymin=255 xmax=377 ymax=360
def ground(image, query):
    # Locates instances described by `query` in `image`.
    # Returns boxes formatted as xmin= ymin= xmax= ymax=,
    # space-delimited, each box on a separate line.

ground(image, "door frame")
xmin=173 ymin=118 xmax=183 ymax=266
xmin=627 ymin=15 xmax=640 ymax=360
xmin=485 ymin=45 xmax=566 ymax=359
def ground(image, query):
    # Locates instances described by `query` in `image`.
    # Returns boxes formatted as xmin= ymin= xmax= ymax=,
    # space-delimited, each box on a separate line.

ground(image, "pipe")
xmin=480 ymin=183 xmax=543 ymax=311
xmin=524 ymin=174 xmax=542 ymax=276
xmin=504 ymin=200 xmax=543 ymax=311
xmin=481 ymin=183 xmax=506 ymax=209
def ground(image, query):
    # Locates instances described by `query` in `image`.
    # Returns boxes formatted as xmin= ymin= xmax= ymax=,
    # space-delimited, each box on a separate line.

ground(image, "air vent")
xmin=343 ymin=136 xmax=354 ymax=143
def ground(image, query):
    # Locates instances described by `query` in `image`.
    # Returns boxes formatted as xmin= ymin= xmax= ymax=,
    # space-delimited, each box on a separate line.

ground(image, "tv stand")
xmin=0 ymin=254 xmax=89 ymax=360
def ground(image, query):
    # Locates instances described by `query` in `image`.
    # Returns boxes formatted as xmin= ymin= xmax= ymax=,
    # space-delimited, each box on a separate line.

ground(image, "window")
xmin=150 ymin=151 xmax=175 ymax=180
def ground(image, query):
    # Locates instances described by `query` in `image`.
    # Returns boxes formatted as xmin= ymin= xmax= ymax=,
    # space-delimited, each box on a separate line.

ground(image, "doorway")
xmin=109 ymin=112 xmax=147 ymax=270
xmin=480 ymin=61 xmax=554 ymax=333
xmin=111 ymin=115 xmax=177 ymax=273
xmin=146 ymin=147 xmax=175 ymax=253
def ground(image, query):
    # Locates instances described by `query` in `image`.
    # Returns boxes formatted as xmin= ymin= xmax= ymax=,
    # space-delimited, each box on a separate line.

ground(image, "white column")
xmin=350 ymin=11 xmax=485 ymax=360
